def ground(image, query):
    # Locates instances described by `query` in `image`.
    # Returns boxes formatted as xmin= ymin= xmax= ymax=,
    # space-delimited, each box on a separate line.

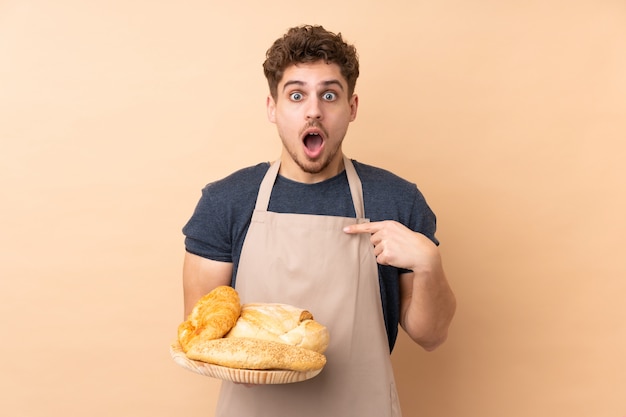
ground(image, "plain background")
xmin=1 ymin=1 xmax=625 ymax=416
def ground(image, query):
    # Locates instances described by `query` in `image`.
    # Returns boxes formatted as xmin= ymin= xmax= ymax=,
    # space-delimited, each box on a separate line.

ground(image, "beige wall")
xmin=1 ymin=1 xmax=625 ymax=416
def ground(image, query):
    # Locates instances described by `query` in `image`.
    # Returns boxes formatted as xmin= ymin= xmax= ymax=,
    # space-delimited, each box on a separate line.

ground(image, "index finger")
xmin=342 ymin=221 xmax=384 ymax=234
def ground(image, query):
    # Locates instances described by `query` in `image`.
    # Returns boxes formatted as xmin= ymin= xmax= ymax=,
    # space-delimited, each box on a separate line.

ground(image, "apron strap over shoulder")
xmin=254 ymin=160 xmax=281 ymax=212
xmin=254 ymin=155 xmax=366 ymax=219
xmin=343 ymin=155 xmax=365 ymax=219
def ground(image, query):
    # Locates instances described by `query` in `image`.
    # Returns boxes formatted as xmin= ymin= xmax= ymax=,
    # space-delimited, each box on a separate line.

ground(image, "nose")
xmin=305 ymin=97 xmax=322 ymax=120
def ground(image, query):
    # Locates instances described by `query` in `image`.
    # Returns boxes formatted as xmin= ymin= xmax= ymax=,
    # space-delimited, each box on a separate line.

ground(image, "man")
xmin=182 ymin=25 xmax=456 ymax=417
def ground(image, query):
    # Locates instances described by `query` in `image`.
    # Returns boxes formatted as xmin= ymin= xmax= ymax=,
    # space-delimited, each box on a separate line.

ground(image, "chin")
xmin=298 ymin=160 xmax=327 ymax=175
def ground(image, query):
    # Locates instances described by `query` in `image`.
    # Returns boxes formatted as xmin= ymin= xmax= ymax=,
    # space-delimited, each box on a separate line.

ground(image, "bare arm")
xmin=398 ymin=254 xmax=456 ymax=351
xmin=343 ymin=220 xmax=456 ymax=351
xmin=182 ymin=251 xmax=233 ymax=318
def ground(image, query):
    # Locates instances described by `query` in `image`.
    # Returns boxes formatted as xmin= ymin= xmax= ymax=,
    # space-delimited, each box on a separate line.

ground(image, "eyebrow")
xmin=281 ymin=79 xmax=345 ymax=92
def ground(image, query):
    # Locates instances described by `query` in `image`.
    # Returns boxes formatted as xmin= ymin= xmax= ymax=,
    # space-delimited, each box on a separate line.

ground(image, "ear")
xmin=266 ymin=95 xmax=277 ymax=123
xmin=349 ymin=94 xmax=359 ymax=122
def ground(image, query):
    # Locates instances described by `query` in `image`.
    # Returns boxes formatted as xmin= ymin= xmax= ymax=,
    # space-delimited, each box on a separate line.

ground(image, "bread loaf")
xmin=176 ymin=290 xmax=330 ymax=373
xmin=225 ymin=303 xmax=330 ymax=353
xmin=186 ymin=337 xmax=327 ymax=372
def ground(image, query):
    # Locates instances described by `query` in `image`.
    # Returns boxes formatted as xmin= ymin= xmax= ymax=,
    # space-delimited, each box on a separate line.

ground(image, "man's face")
xmin=267 ymin=61 xmax=358 ymax=183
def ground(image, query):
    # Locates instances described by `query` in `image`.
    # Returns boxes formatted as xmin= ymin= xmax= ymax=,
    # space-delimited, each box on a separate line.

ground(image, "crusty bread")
xmin=186 ymin=337 xmax=327 ymax=372
xmin=225 ymin=303 xmax=330 ymax=353
xmin=278 ymin=319 xmax=329 ymax=352
xmin=178 ymin=286 xmax=241 ymax=353
xmin=176 ymin=292 xmax=329 ymax=372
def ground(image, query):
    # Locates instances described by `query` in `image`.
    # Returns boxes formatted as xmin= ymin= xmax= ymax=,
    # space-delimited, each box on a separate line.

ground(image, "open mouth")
xmin=304 ymin=132 xmax=323 ymax=151
xmin=302 ymin=127 xmax=325 ymax=158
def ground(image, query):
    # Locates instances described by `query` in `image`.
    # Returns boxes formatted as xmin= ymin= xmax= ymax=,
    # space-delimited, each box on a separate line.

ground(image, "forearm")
xmin=399 ymin=261 xmax=456 ymax=351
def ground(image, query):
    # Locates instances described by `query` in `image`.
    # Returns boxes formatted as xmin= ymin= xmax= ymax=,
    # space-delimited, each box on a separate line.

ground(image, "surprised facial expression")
xmin=267 ymin=61 xmax=358 ymax=183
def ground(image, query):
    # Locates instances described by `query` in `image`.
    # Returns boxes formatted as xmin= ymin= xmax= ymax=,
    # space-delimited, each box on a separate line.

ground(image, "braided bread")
xmin=225 ymin=303 xmax=329 ymax=353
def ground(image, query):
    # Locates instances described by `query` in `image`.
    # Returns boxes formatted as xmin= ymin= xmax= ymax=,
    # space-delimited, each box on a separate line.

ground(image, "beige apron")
xmin=215 ymin=155 xmax=402 ymax=417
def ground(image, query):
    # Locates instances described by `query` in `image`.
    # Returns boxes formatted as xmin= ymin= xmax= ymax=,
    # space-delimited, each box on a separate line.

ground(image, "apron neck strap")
xmin=255 ymin=155 xmax=365 ymax=218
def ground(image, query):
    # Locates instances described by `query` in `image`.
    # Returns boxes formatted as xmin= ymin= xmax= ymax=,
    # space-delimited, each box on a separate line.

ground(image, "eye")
xmin=322 ymin=92 xmax=337 ymax=101
xmin=289 ymin=92 xmax=303 ymax=101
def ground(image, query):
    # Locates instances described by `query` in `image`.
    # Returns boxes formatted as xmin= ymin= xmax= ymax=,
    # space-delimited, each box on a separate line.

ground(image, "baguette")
xmin=186 ymin=337 xmax=327 ymax=372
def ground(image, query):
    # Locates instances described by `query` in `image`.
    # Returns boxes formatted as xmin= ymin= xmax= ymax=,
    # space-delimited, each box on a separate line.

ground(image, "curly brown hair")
xmin=263 ymin=25 xmax=360 ymax=99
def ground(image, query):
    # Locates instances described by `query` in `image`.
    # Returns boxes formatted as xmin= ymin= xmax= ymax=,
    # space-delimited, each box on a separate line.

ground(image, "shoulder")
xmin=189 ymin=162 xmax=270 ymax=223
xmin=202 ymin=163 xmax=270 ymax=196
xmin=351 ymin=159 xmax=420 ymax=196
xmin=182 ymin=163 xmax=270 ymax=258
xmin=197 ymin=163 xmax=270 ymax=211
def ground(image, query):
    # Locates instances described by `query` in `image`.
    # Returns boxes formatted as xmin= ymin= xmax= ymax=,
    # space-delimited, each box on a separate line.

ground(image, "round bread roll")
xmin=225 ymin=303 xmax=329 ymax=353
xmin=178 ymin=286 xmax=241 ymax=353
